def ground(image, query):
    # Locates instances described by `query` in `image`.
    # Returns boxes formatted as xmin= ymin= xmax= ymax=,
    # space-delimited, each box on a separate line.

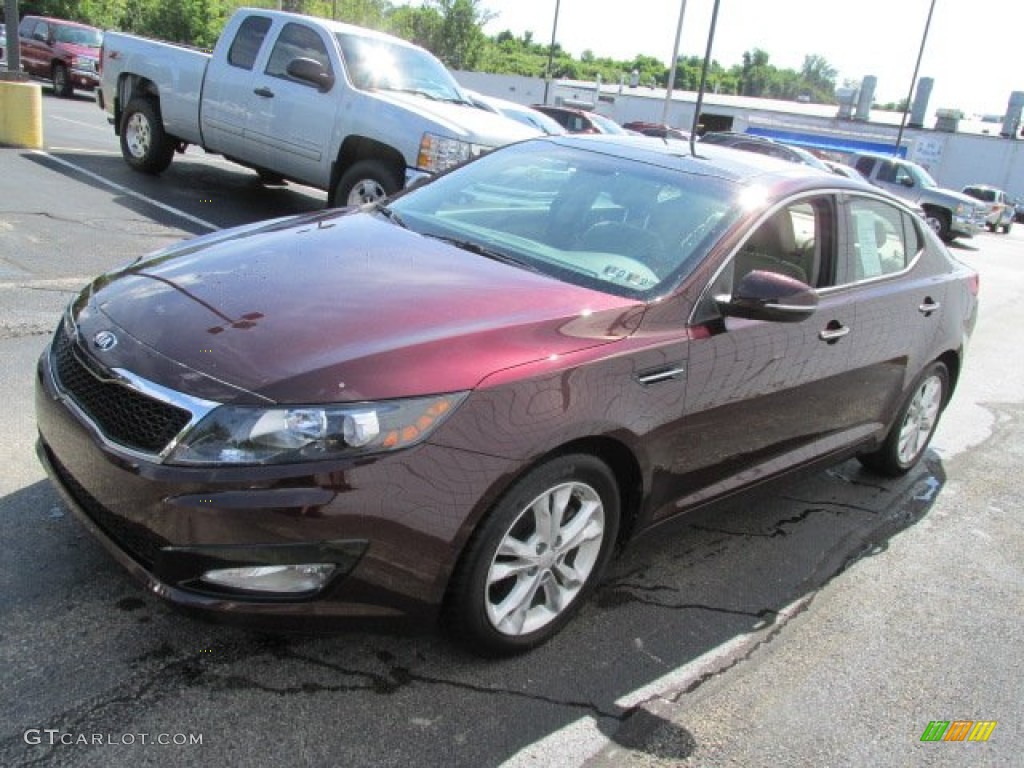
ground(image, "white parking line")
xmin=499 ymin=594 xmax=815 ymax=767
xmin=30 ymin=150 xmax=220 ymax=233
xmin=50 ymin=114 xmax=109 ymax=132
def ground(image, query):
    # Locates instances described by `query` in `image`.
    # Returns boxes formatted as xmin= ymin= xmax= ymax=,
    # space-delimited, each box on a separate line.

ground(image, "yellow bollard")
xmin=0 ymin=80 xmax=44 ymax=149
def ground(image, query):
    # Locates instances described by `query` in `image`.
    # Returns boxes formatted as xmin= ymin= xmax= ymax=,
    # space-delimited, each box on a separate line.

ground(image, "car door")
xmin=242 ymin=21 xmax=341 ymax=185
xmin=839 ymin=193 xmax=946 ymax=428
xmin=649 ymin=193 xmax=867 ymax=516
xmin=19 ymin=18 xmax=48 ymax=76
xmin=200 ymin=14 xmax=274 ymax=159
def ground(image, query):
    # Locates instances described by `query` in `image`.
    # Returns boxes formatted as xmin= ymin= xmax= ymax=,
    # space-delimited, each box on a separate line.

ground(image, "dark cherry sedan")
xmin=35 ymin=136 xmax=978 ymax=654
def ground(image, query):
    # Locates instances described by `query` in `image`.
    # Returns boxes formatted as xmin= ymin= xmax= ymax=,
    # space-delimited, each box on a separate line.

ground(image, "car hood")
xmin=369 ymin=90 xmax=541 ymax=144
xmin=88 ymin=210 xmax=643 ymax=404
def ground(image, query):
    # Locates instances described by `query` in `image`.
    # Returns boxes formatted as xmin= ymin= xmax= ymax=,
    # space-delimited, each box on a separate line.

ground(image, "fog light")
xmin=201 ymin=563 xmax=336 ymax=593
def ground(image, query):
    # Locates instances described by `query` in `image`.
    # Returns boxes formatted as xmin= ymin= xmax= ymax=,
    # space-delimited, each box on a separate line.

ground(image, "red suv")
xmin=17 ymin=15 xmax=102 ymax=97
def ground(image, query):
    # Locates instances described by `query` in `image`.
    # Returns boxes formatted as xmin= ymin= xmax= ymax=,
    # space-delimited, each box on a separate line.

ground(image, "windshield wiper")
xmin=371 ymin=203 xmax=408 ymax=229
xmin=424 ymin=234 xmax=542 ymax=274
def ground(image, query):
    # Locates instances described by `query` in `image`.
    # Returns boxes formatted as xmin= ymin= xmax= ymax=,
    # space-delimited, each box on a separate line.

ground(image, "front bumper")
xmin=34 ymin=337 xmax=516 ymax=628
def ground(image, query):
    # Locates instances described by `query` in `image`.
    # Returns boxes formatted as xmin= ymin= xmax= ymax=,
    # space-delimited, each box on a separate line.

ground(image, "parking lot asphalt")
xmin=1 ymin=100 xmax=1022 ymax=767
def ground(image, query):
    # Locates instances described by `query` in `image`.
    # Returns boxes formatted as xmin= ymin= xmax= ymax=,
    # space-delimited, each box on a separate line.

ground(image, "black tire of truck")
xmin=52 ymin=63 xmax=72 ymax=98
xmin=119 ymin=98 xmax=176 ymax=175
xmin=331 ymin=160 xmax=401 ymax=208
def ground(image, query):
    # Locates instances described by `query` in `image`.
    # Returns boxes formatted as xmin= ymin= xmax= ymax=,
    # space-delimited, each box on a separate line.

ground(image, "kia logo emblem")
xmin=93 ymin=331 xmax=118 ymax=351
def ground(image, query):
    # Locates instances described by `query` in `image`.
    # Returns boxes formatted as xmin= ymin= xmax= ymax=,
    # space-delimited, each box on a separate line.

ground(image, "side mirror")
xmin=900 ymin=177 xmax=915 ymax=188
xmin=716 ymin=270 xmax=818 ymax=323
xmin=286 ymin=57 xmax=334 ymax=92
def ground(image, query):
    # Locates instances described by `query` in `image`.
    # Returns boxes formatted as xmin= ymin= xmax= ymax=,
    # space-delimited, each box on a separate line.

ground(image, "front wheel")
xmin=331 ymin=160 xmax=401 ymax=208
xmin=446 ymin=454 xmax=620 ymax=655
xmin=923 ymin=209 xmax=952 ymax=242
xmin=52 ymin=63 xmax=71 ymax=98
xmin=119 ymin=98 xmax=175 ymax=174
xmin=858 ymin=362 xmax=949 ymax=476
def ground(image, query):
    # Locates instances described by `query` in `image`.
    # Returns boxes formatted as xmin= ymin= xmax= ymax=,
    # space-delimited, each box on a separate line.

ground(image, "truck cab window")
xmin=228 ymin=15 xmax=271 ymax=70
xmin=266 ymin=23 xmax=332 ymax=81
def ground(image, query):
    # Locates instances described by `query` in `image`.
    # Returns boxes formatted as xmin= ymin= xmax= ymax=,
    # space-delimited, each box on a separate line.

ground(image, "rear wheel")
xmin=446 ymin=454 xmax=620 ymax=655
xmin=52 ymin=63 xmax=71 ymax=98
xmin=858 ymin=362 xmax=948 ymax=476
xmin=120 ymin=97 xmax=175 ymax=174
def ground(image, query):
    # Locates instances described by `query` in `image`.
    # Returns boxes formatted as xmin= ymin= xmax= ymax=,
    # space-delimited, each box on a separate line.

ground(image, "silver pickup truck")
xmin=850 ymin=153 xmax=985 ymax=242
xmin=97 ymin=8 xmax=536 ymax=205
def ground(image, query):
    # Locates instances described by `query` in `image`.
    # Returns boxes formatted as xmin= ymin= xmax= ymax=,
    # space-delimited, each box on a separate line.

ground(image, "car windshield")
xmin=908 ymin=163 xmax=938 ymax=188
xmin=589 ymin=113 xmax=628 ymax=135
xmin=963 ymin=187 xmax=996 ymax=202
xmin=387 ymin=140 xmax=740 ymax=300
xmin=335 ymin=32 xmax=465 ymax=102
xmin=54 ymin=26 xmax=102 ymax=47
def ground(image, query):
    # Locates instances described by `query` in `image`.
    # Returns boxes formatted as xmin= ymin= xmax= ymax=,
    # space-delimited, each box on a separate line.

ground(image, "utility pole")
xmin=542 ymin=0 xmax=561 ymax=104
xmin=661 ymin=0 xmax=688 ymax=126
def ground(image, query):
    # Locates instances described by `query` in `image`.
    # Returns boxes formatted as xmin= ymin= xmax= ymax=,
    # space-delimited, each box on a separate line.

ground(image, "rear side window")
xmin=265 ymin=22 xmax=332 ymax=82
xmin=228 ymin=15 xmax=272 ymax=70
xmin=848 ymin=198 xmax=918 ymax=280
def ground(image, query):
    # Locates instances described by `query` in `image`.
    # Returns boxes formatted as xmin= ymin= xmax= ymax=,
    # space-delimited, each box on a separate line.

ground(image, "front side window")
xmin=53 ymin=25 xmax=102 ymax=47
xmin=266 ymin=23 xmax=332 ymax=82
xmin=388 ymin=141 xmax=738 ymax=300
xmin=848 ymin=198 xmax=919 ymax=280
xmin=228 ymin=15 xmax=272 ymax=70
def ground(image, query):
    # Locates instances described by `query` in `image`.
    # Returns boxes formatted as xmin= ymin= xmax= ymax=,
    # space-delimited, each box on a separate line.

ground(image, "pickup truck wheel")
xmin=1002 ymin=220 xmax=1013 ymax=234
xmin=333 ymin=160 xmax=400 ymax=208
xmin=52 ymin=63 xmax=72 ymax=98
xmin=923 ymin=209 xmax=951 ymax=242
xmin=120 ymin=98 xmax=176 ymax=175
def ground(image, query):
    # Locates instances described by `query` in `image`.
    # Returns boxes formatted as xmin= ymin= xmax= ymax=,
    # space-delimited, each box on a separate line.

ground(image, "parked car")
xmin=36 ymin=135 xmax=977 ymax=654
xmin=98 ymin=8 xmax=534 ymax=204
xmin=698 ymin=131 xmax=832 ymax=172
xmin=850 ymin=153 xmax=986 ymax=242
xmin=466 ymin=91 xmax=564 ymax=135
xmin=623 ymin=121 xmax=689 ymax=140
xmin=961 ymin=184 xmax=1014 ymax=233
xmin=17 ymin=15 xmax=102 ymax=97
xmin=532 ymin=104 xmax=630 ymax=135
xmin=824 ymin=160 xmax=868 ymax=182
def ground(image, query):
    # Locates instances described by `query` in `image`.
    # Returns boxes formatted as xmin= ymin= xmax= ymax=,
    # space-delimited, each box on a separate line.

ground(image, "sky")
xmin=420 ymin=0 xmax=1022 ymax=118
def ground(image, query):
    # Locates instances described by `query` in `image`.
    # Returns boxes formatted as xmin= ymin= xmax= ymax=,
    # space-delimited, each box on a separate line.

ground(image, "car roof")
xmin=21 ymin=16 xmax=100 ymax=30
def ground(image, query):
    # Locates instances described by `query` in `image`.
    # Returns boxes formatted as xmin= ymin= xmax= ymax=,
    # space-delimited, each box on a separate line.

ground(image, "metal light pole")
xmin=689 ymin=0 xmax=722 ymax=153
xmin=543 ymin=0 xmax=561 ymax=104
xmin=895 ymin=0 xmax=937 ymax=152
xmin=661 ymin=0 xmax=688 ymax=125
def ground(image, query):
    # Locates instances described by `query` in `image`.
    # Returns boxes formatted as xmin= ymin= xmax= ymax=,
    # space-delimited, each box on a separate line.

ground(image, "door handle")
xmin=918 ymin=299 xmax=940 ymax=315
xmin=819 ymin=324 xmax=850 ymax=342
xmin=253 ymin=86 xmax=275 ymax=98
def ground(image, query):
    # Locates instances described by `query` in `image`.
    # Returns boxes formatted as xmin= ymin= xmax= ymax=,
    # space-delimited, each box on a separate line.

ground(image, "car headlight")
xmin=417 ymin=132 xmax=476 ymax=173
xmin=166 ymin=392 xmax=467 ymax=466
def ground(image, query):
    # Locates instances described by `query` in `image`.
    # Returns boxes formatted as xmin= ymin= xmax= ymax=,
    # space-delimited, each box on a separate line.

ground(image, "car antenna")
xmin=689 ymin=0 xmax=723 ymax=158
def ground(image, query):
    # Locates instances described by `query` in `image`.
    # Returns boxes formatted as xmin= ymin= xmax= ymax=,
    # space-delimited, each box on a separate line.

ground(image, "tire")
xmin=446 ymin=454 xmax=620 ymax=655
xmin=331 ymin=160 xmax=400 ymax=208
xmin=858 ymin=362 xmax=949 ymax=477
xmin=1002 ymin=220 xmax=1012 ymax=234
xmin=52 ymin=63 xmax=71 ymax=98
xmin=923 ymin=209 xmax=952 ymax=242
xmin=119 ymin=97 xmax=175 ymax=175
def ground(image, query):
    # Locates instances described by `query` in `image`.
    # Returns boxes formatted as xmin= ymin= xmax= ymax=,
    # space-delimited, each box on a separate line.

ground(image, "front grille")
xmin=51 ymin=323 xmax=192 ymax=454
xmin=47 ymin=446 xmax=169 ymax=568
